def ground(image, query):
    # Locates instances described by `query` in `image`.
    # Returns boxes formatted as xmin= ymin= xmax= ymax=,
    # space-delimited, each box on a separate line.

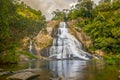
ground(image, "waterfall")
xmin=49 ymin=22 xmax=92 ymax=60
xmin=29 ymin=39 xmax=33 ymax=54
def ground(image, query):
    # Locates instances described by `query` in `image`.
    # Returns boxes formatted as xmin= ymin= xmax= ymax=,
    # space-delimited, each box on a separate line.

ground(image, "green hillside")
xmin=0 ymin=0 xmax=46 ymax=64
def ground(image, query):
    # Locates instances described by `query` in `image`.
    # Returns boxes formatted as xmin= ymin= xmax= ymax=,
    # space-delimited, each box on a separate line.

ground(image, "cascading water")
xmin=49 ymin=22 xmax=92 ymax=60
xmin=29 ymin=39 xmax=33 ymax=54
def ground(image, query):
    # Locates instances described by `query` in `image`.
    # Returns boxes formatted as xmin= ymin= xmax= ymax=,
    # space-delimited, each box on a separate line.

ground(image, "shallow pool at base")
xmin=0 ymin=60 xmax=120 ymax=80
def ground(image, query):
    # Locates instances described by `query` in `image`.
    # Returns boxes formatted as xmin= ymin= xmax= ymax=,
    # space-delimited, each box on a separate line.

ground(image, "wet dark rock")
xmin=40 ymin=47 xmax=50 ymax=57
xmin=7 ymin=72 xmax=40 ymax=80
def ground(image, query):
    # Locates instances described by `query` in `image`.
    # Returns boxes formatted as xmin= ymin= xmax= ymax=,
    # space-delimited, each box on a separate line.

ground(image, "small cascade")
xmin=49 ymin=22 xmax=92 ymax=60
xmin=29 ymin=39 xmax=33 ymax=54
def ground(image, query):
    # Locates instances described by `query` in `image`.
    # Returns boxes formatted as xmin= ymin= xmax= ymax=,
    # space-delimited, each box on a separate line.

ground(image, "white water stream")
xmin=29 ymin=39 xmax=33 ymax=54
xmin=49 ymin=22 xmax=92 ymax=60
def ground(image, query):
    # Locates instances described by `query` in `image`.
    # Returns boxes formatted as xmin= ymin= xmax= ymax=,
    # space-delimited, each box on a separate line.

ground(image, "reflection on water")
xmin=0 ymin=60 xmax=120 ymax=80
xmin=49 ymin=60 xmax=87 ymax=80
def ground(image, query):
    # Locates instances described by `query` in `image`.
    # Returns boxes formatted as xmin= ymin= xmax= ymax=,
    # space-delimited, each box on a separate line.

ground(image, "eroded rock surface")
xmin=7 ymin=69 xmax=41 ymax=80
xmin=7 ymin=72 xmax=39 ymax=80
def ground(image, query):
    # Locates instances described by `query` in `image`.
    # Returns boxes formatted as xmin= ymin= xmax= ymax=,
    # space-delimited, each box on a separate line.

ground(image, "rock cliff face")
xmin=68 ymin=21 xmax=93 ymax=49
xmin=68 ymin=21 xmax=105 ymax=56
xmin=33 ymin=21 xmax=59 ymax=57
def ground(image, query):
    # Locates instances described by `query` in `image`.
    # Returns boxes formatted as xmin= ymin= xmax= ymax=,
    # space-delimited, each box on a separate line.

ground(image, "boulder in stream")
xmin=7 ymin=72 xmax=40 ymax=80
xmin=0 ymin=71 xmax=12 ymax=76
xmin=12 ymin=69 xmax=41 ymax=74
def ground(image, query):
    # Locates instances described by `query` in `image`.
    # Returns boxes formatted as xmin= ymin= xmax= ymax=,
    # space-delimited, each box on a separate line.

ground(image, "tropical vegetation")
xmin=0 ymin=0 xmax=46 ymax=64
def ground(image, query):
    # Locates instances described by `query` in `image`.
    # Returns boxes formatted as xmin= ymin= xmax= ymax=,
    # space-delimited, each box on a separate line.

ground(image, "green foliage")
xmin=83 ymin=10 xmax=120 ymax=53
xmin=52 ymin=9 xmax=68 ymax=21
xmin=66 ymin=0 xmax=120 ymax=54
xmin=11 ymin=1 xmax=46 ymax=38
xmin=0 ymin=49 xmax=18 ymax=64
xmin=0 ymin=0 xmax=46 ymax=64
xmin=52 ymin=0 xmax=94 ymax=21
xmin=103 ymin=54 xmax=120 ymax=65
xmin=0 ymin=0 xmax=11 ymax=53
xmin=68 ymin=0 xmax=94 ymax=20
xmin=19 ymin=51 xmax=37 ymax=59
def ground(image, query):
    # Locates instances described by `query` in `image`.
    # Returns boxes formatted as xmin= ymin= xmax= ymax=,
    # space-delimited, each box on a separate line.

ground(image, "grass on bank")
xmin=0 ymin=50 xmax=37 ymax=64
xmin=103 ymin=54 xmax=120 ymax=65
